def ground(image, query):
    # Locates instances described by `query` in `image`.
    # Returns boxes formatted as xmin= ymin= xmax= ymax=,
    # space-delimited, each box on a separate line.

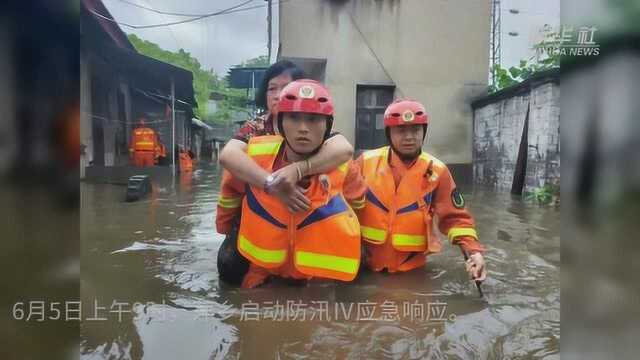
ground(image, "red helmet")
xmin=383 ymin=99 xmax=429 ymax=128
xmin=277 ymin=79 xmax=334 ymax=117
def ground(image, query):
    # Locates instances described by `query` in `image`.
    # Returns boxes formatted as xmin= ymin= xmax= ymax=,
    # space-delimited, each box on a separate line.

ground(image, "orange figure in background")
xmin=129 ymin=118 xmax=158 ymax=167
xmin=58 ymin=101 xmax=80 ymax=169
xmin=178 ymin=147 xmax=194 ymax=172
xmin=179 ymin=168 xmax=193 ymax=192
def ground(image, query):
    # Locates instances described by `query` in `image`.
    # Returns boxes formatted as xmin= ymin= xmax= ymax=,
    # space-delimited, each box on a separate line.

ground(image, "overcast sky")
xmin=500 ymin=0 xmax=560 ymax=67
xmin=102 ymin=0 xmax=277 ymax=76
xmin=102 ymin=0 xmax=559 ymax=75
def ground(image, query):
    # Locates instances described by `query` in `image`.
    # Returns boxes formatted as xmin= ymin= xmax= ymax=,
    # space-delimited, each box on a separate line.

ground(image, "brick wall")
xmin=472 ymin=71 xmax=560 ymax=193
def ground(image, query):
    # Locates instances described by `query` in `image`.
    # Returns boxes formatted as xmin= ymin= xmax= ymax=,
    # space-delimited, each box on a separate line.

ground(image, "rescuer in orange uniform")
xmin=355 ymin=99 xmax=487 ymax=281
xmin=178 ymin=146 xmax=194 ymax=172
xmin=216 ymin=80 xmax=366 ymax=288
xmin=129 ymin=118 xmax=159 ymax=167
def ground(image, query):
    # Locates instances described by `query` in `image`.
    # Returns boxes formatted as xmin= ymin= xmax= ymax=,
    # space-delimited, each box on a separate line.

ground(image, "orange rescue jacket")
xmin=236 ymin=135 xmax=361 ymax=282
xmin=130 ymin=127 xmax=158 ymax=152
xmin=179 ymin=150 xmax=193 ymax=172
xmin=358 ymin=146 xmax=481 ymax=272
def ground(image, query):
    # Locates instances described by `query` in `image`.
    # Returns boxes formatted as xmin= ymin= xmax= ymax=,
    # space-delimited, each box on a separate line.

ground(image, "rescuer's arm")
xmin=219 ymin=139 xmax=310 ymax=213
xmin=432 ymin=166 xmax=486 ymax=281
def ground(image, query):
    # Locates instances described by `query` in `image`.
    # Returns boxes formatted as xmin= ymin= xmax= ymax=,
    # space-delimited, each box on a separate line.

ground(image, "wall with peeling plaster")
xmin=472 ymin=71 xmax=560 ymax=192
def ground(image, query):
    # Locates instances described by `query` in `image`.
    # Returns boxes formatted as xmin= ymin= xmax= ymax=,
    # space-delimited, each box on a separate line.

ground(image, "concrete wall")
xmin=81 ymin=51 xmax=128 ymax=174
xmin=527 ymin=82 xmax=560 ymax=191
xmin=472 ymin=76 xmax=560 ymax=192
xmin=104 ymin=75 xmax=120 ymax=167
xmin=279 ymin=0 xmax=490 ymax=165
xmin=81 ymin=57 xmax=194 ymax=178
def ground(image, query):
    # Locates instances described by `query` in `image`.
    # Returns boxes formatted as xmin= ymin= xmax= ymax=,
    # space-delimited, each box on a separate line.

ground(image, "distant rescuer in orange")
xmin=178 ymin=146 xmax=194 ymax=172
xmin=216 ymin=79 xmax=367 ymax=288
xmin=129 ymin=117 xmax=159 ymax=167
xmin=355 ymin=99 xmax=487 ymax=282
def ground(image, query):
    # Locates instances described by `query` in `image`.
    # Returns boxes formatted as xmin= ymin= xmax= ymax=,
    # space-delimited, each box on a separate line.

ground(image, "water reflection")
xmin=81 ymin=163 xmax=559 ymax=359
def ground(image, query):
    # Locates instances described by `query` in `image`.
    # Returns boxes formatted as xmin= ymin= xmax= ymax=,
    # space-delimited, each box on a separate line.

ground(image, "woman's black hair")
xmin=255 ymin=60 xmax=305 ymax=110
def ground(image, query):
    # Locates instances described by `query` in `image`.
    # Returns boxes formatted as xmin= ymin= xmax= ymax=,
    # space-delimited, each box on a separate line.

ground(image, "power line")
xmin=114 ymin=0 xmax=231 ymax=17
xmin=115 ymin=0 xmax=211 ymax=68
xmin=133 ymin=0 xmax=181 ymax=49
xmin=88 ymin=0 xmax=255 ymax=29
xmin=132 ymin=87 xmax=192 ymax=106
xmin=84 ymin=112 xmax=171 ymax=125
xmin=91 ymin=0 xmax=294 ymax=29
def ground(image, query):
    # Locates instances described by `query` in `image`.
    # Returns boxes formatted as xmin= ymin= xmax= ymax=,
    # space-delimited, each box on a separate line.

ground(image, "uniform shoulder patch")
xmin=451 ymin=188 xmax=465 ymax=209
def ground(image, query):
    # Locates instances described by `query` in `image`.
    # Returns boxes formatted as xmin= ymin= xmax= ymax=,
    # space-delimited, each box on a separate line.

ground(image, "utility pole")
xmin=267 ymin=0 xmax=273 ymax=62
xmin=490 ymin=0 xmax=502 ymax=87
xmin=251 ymin=70 xmax=256 ymax=118
xmin=171 ymin=78 xmax=176 ymax=177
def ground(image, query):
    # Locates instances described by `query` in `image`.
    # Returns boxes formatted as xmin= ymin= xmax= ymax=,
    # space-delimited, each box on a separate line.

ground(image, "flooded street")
xmin=80 ymin=163 xmax=560 ymax=360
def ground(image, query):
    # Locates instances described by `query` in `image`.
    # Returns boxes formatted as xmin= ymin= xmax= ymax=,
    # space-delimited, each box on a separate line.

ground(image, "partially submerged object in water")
xmin=125 ymin=175 xmax=151 ymax=202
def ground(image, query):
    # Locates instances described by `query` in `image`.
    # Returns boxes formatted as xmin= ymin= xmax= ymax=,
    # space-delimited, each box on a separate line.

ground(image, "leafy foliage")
xmin=128 ymin=34 xmax=263 ymax=125
xmin=238 ymin=55 xmax=269 ymax=68
xmin=128 ymin=34 xmax=213 ymax=119
xmin=524 ymin=184 xmax=560 ymax=206
xmin=489 ymin=26 xmax=560 ymax=93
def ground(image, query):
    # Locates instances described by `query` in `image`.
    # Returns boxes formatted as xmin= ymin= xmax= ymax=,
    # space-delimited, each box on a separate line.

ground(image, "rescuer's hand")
xmin=273 ymin=184 xmax=310 ymax=213
xmin=465 ymin=252 xmax=487 ymax=281
xmin=272 ymin=163 xmax=303 ymax=189
xmin=269 ymin=166 xmax=311 ymax=213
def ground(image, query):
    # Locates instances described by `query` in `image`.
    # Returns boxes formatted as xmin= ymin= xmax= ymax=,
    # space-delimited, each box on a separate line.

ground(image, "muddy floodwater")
xmin=80 ymin=163 xmax=560 ymax=359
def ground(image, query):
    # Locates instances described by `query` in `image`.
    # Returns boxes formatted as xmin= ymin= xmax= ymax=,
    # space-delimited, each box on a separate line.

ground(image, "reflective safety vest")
xmin=218 ymin=170 xmax=243 ymax=211
xmin=237 ymin=135 xmax=361 ymax=282
xmin=131 ymin=127 xmax=157 ymax=152
xmin=359 ymin=146 xmax=443 ymax=253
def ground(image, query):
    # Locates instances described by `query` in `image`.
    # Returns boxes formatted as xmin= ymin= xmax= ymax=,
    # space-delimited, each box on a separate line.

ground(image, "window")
xmin=355 ymin=85 xmax=395 ymax=151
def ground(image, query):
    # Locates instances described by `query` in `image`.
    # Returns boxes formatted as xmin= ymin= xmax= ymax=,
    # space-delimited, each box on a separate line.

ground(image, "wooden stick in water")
xmin=459 ymin=246 xmax=484 ymax=298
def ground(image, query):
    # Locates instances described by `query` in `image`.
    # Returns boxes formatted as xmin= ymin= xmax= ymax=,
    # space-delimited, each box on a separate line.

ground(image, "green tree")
xmin=207 ymin=86 xmax=252 ymax=124
xmin=128 ymin=34 xmax=213 ymax=119
xmin=239 ymin=55 xmax=269 ymax=67
xmin=223 ymin=54 xmax=270 ymax=85
xmin=129 ymin=34 xmax=266 ymax=125
xmin=208 ymin=69 xmax=252 ymax=124
xmin=209 ymin=56 xmax=271 ymax=124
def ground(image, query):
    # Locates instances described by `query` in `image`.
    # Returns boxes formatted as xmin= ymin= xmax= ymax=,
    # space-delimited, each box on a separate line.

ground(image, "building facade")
xmin=472 ymin=69 xmax=560 ymax=194
xmin=81 ymin=0 xmax=196 ymax=179
xmin=279 ymin=0 xmax=490 ymax=182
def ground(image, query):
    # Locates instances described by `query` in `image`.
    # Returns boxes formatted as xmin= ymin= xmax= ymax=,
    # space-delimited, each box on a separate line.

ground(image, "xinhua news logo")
xmin=536 ymin=25 xmax=601 ymax=57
